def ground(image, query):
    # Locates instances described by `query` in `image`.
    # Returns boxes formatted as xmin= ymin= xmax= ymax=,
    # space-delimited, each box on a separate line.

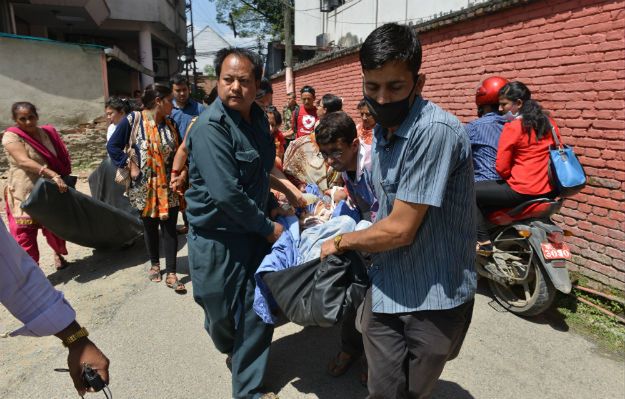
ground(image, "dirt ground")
xmin=0 ymin=174 xmax=158 ymax=392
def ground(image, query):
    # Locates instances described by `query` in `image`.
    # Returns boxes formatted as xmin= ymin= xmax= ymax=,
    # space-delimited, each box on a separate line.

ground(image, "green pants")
xmin=189 ymin=229 xmax=274 ymax=399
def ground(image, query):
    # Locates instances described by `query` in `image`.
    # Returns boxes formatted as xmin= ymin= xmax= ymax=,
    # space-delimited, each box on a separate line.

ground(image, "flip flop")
xmin=327 ymin=352 xmax=355 ymax=377
xmin=148 ymin=265 xmax=162 ymax=282
xmin=165 ymin=274 xmax=187 ymax=294
xmin=54 ymin=254 xmax=70 ymax=271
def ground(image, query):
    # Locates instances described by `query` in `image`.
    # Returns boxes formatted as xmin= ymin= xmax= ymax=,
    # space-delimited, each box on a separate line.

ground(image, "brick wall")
xmin=272 ymin=0 xmax=625 ymax=289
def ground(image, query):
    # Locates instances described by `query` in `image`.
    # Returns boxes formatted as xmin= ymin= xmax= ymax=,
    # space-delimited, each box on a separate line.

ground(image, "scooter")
xmin=475 ymin=198 xmax=572 ymax=316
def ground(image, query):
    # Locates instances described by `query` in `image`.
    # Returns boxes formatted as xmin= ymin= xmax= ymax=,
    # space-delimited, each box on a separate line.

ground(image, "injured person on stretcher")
xmin=254 ymin=185 xmax=371 ymax=326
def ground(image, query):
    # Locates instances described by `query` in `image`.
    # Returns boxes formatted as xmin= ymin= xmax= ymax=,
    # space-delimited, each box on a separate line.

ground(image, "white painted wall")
xmin=295 ymin=0 xmax=489 ymax=46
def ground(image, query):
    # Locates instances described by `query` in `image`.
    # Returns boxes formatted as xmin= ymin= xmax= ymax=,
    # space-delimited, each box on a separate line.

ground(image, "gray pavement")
xmin=1 ymin=237 xmax=624 ymax=399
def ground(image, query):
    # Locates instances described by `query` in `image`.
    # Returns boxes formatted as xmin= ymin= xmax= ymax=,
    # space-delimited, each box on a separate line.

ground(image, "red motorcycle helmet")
xmin=475 ymin=76 xmax=509 ymax=106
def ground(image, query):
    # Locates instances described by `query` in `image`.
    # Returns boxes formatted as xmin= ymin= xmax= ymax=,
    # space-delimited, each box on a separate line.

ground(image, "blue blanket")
xmin=254 ymin=214 xmax=367 ymax=324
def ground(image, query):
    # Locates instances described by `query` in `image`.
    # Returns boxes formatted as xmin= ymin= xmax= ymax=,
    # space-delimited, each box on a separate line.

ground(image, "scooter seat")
xmin=487 ymin=198 xmax=563 ymax=225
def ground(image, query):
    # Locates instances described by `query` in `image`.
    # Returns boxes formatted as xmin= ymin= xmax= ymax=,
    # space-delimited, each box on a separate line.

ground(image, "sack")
xmin=114 ymin=112 xmax=141 ymax=187
xmin=548 ymin=126 xmax=586 ymax=197
xmin=88 ymin=157 xmax=140 ymax=218
xmin=21 ymin=178 xmax=143 ymax=249
xmin=262 ymin=251 xmax=369 ymax=327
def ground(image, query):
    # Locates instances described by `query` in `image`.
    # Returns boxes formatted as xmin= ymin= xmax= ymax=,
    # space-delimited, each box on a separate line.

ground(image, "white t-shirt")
xmin=106 ymin=123 xmax=117 ymax=143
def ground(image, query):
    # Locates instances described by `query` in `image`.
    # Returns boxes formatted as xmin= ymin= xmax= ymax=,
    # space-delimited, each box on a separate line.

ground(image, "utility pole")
xmin=284 ymin=0 xmax=293 ymax=94
xmin=185 ymin=0 xmax=198 ymax=89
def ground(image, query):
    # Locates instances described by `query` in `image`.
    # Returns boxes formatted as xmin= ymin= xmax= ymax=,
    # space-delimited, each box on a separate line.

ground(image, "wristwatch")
xmin=62 ymin=326 xmax=89 ymax=347
xmin=334 ymin=234 xmax=343 ymax=252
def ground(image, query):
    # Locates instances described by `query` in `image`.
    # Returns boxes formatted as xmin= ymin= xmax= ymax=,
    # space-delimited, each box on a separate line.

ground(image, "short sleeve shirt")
xmin=370 ymin=96 xmax=477 ymax=314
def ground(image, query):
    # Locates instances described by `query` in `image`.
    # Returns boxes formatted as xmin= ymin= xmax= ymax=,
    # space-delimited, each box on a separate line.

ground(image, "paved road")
xmin=1 ymin=236 xmax=624 ymax=399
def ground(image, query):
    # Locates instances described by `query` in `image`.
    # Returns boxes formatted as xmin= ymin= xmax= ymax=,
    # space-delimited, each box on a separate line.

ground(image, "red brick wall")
xmin=272 ymin=0 xmax=625 ymax=289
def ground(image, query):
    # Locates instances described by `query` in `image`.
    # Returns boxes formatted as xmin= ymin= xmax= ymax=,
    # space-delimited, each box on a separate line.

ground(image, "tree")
xmin=209 ymin=0 xmax=291 ymax=45
xmin=204 ymin=64 xmax=216 ymax=77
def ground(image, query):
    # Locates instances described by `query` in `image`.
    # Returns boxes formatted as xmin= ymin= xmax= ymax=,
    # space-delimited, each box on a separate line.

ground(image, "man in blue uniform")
xmin=185 ymin=48 xmax=283 ymax=399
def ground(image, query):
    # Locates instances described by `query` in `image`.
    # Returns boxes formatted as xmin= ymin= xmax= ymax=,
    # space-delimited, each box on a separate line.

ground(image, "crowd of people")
xmin=0 ymin=20 xmax=565 ymax=399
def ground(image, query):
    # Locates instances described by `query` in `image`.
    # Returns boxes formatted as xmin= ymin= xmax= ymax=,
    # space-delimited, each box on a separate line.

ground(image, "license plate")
xmin=541 ymin=243 xmax=572 ymax=260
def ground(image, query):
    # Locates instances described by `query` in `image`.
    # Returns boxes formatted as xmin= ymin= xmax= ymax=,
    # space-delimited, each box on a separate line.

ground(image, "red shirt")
xmin=273 ymin=129 xmax=285 ymax=159
xmin=496 ymin=118 xmax=560 ymax=195
xmin=292 ymin=106 xmax=317 ymax=138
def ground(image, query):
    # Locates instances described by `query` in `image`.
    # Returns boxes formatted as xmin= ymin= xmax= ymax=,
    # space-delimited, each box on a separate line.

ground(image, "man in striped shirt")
xmin=321 ymin=23 xmax=476 ymax=398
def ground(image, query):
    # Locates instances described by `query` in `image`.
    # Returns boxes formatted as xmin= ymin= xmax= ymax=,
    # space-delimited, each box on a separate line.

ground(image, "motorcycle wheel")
xmin=487 ymin=240 xmax=556 ymax=317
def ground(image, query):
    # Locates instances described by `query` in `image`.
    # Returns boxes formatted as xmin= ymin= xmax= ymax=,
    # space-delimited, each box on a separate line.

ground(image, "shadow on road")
xmin=47 ymin=230 xmax=192 ymax=286
xmin=47 ymin=241 xmax=147 ymax=286
xmin=475 ymin=277 xmax=571 ymax=332
xmin=267 ymin=324 xmax=474 ymax=398
xmin=433 ymin=380 xmax=475 ymax=398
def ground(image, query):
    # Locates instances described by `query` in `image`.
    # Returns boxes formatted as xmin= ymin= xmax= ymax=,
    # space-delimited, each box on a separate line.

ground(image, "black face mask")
xmin=363 ymin=81 xmax=417 ymax=129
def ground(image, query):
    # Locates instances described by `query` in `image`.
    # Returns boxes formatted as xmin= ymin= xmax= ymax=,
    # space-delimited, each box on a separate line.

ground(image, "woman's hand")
xmin=129 ymin=160 xmax=140 ymax=180
xmin=52 ymin=175 xmax=68 ymax=193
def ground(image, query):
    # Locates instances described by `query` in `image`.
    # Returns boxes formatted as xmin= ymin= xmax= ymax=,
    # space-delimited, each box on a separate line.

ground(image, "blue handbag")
xmin=548 ymin=126 xmax=586 ymax=197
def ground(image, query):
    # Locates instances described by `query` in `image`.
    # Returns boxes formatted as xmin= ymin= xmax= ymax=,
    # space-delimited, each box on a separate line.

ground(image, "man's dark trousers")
xmin=362 ymin=289 xmax=474 ymax=399
xmin=189 ymin=229 xmax=273 ymax=399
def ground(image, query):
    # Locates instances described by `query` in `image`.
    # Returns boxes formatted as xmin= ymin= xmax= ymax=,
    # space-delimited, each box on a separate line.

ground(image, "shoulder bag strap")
xmin=550 ymin=124 xmax=562 ymax=149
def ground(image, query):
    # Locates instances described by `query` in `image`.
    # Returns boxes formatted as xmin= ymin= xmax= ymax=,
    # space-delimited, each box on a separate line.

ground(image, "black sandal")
xmin=165 ymin=273 xmax=187 ymax=294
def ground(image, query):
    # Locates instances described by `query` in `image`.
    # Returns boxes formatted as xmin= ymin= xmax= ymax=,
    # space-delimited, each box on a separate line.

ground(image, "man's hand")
xmin=265 ymin=222 xmax=284 ymax=243
xmin=320 ymin=238 xmax=340 ymax=260
xmin=67 ymin=338 xmax=110 ymax=396
xmin=270 ymin=206 xmax=294 ymax=220
xmin=170 ymin=169 xmax=187 ymax=195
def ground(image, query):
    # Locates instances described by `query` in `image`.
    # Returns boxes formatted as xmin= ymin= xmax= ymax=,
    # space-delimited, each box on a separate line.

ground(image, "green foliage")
xmin=204 ymin=65 xmax=216 ymax=77
xmin=209 ymin=0 xmax=288 ymax=41
xmin=555 ymin=289 xmax=625 ymax=355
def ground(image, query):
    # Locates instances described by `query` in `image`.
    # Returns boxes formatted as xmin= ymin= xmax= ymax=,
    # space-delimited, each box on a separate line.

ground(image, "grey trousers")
xmin=189 ymin=229 xmax=273 ymax=399
xmin=362 ymin=289 xmax=474 ymax=399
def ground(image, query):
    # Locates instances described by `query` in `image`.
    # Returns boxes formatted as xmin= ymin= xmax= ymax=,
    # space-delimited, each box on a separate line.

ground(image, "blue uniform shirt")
xmin=465 ymin=112 xmax=506 ymax=182
xmin=185 ymin=98 xmax=276 ymax=237
xmin=370 ymin=96 xmax=477 ymax=314
xmin=171 ymin=98 xmax=205 ymax=140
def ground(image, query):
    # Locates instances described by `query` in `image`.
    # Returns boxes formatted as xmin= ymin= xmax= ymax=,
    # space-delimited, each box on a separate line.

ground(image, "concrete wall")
xmin=274 ymin=0 xmax=625 ymax=289
xmin=0 ymin=35 xmax=106 ymax=131
xmin=105 ymin=0 xmax=186 ymax=43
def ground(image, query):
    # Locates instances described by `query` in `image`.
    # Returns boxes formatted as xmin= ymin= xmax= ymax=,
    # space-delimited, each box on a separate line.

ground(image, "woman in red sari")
xmin=2 ymin=102 xmax=71 ymax=269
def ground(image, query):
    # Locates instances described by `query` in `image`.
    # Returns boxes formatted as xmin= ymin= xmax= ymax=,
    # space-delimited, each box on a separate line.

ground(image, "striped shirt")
xmin=465 ymin=112 xmax=506 ymax=182
xmin=370 ymin=96 xmax=477 ymax=314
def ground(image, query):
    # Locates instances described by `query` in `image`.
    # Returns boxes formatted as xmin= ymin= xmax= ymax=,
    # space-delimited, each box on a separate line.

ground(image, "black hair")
xmin=170 ymin=73 xmax=189 ymax=87
xmin=360 ymin=23 xmax=422 ymax=78
xmin=11 ymin=101 xmax=38 ymax=119
xmin=214 ymin=47 xmax=263 ymax=83
xmin=300 ymin=85 xmax=316 ymax=96
xmin=204 ymin=87 xmax=218 ymax=106
xmin=499 ymin=81 xmax=550 ymax=140
xmin=356 ymin=98 xmax=367 ymax=109
xmin=105 ymin=96 xmax=131 ymax=114
xmin=141 ymin=83 xmax=173 ymax=109
xmin=260 ymin=78 xmax=273 ymax=94
xmin=321 ymin=94 xmax=343 ymax=113
xmin=256 ymin=77 xmax=274 ymax=100
xmin=315 ymin=111 xmax=357 ymax=145
xmin=287 ymin=92 xmax=295 ymax=98
xmin=266 ymin=105 xmax=282 ymax=125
